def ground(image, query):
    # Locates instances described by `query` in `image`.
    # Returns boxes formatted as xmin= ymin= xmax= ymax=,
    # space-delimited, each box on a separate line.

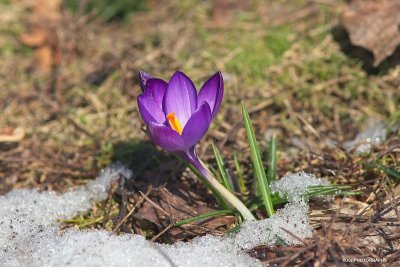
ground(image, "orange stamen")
xmin=166 ymin=112 xmax=183 ymax=135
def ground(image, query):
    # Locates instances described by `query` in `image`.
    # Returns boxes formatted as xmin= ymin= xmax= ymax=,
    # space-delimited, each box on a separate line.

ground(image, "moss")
xmin=223 ymin=25 xmax=293 ymax=83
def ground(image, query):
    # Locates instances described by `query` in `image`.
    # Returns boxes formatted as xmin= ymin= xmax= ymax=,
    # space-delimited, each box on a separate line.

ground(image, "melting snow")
xmin=270 ymin=172 xmax=329 ymax=201
xmin=234 ymin=199 xmax=311 ymax=250
xmin=0 ymin=165 xmax=322 ymax=267
xmin=343 ymin=118 xmax=387 ymax=154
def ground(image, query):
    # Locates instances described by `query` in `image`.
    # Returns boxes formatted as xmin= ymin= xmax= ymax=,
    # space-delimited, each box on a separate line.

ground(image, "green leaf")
xmin=362 ymin=162 xmax=400 ymax=181
xmin=212 ymin=143 xmax=234 ymax=191
xmin=242 ymin=102 xmax=274 ymax=217
xmin=248 ymin=184 xmax=360 ymax=209
xmin=233 ymin=153 xmax=247 ymax=194
xmin=267 ymin=136 xmax=277 ymax=183
xmin=174 ymin=209 xmax=233 ymax=227
xmin=225 ymin=224 xmax=241 ymax=235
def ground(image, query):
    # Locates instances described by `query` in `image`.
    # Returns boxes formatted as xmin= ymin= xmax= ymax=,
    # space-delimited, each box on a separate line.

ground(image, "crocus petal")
xmin=148 ymin=122 xmax=186 ymax=152
xmin=197 ymin=71 xmax=223 ymax=119
xmin=182 ymin=102 xmax=212 ymax=148
xmin=163 ymin=71 xmax=197 ymax=127
xmin=139 ymin=71 xmax=153 ymax=91
xmin=145 ymin=78 xmax=167 ymax=109
xmin=137 ymin=94 xmax=166 ymax=124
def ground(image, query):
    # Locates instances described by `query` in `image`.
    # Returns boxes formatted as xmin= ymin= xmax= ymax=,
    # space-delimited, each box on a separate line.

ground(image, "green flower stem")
xmin=202 ymin=163 xmax=256 ymax=221
xmin=185 ymin=154 xmax=256 ymax=221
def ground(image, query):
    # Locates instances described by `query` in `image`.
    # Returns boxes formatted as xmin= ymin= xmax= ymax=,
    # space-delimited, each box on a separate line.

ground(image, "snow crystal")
xmin=0 ymin=165 xmax=318 ymax=267
xmin=343 ymin=119 xmax=387 ymax=154
xmin=270 ymin=171 xmax=329 ymax=201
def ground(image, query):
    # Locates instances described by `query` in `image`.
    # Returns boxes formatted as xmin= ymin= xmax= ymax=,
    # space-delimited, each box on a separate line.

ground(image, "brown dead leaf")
xmin=20 ymin=28 xmax=47 ymax=47
xmin=35 ymin=46 xmax=54 ymax=72
xmin=341 ymin=0 xmax=400 ymax=67
xmin=0 ymin=127 xmax=25 ymax=143
xmin=211 ymin=0 xmax=250 ymax=28
xmin=333 ymin=197 xmax=373 ymax=217
xmin=133 ymin=188 xmax=235 ymax=240
xmin=15 ymin=0 xmax=62 ymax=71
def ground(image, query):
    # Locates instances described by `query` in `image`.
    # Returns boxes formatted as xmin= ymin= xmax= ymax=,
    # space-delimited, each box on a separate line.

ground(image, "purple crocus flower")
xmin=137 ymin=71 xmax=255 ymax=221
xmin=137 ymin=70 xmax=223 ymax=174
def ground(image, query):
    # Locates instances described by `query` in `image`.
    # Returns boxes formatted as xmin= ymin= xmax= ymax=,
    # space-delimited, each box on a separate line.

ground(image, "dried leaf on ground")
xmin=16 ymin=0 xmax=62 ymax=71
xmin=211 ymin=0 xmax=250 ymax=28
xmin=341 ymin=0 xmax=400 ymax=67
xmin=0 ymin=127 xmax=25 ymax=143
xmin=133 ymin=188 xmax=235 ymax=241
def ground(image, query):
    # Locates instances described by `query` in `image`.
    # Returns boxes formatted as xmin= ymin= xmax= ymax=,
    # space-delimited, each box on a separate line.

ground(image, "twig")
xmin=151 ymin=222 xmax=174 ymax=242
xmin=280 ymin=227 xmax=307 ymax=245
xmin=139 ymin=191 xmax=171 ymax=217
xmin=281 ymin=244 xmax=316 ymax=267
xmin=112 ymin=188 xmax=152 ymax=233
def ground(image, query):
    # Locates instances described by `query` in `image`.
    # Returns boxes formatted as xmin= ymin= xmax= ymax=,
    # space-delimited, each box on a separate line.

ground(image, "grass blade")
xmin=212 ymin=143 xmax=234 ymax=191
xmin=174 ymin=209 xmax=233 ymax=227
xmin=225 ymin=224 xmax=241 ymax=235
xmin=242 ymin=102 xmax=274 ymax=217
xmin=253 ymin=168 xmax=261 ymax=197
xmin=267 ymin=135 xmax=277 ymax=183
xmin=362 ymin=162 xmax=400 ymax=181
xmin=248 ymin=185 xmax=360 ymax=208
xmin=233 ymin=153 xmax=247 ymax=194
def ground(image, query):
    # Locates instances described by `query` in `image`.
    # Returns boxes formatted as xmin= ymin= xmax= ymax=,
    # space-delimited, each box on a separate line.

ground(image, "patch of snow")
xmin=234 ymin=200 xmax=312 ymax=250
xmin=0 ymin=165 xmax=132 ymax=266
xmin=0 ymin=165 xmax=319 ymax=267
xmin=0 ymin=165 xmax=261 ymax=267
xmin=163 ymin=236 xmax=261 ymax=267
xmin=29 ymin=229 xmax=263 ymax=267
xmin=343 ymin=119 xmax=387 ymax=154
xmin=270 ymin=172 xmax=329 ymax=201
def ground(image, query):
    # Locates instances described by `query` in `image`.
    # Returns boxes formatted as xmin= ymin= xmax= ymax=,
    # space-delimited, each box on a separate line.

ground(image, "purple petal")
xmin=145 ymin=78 xmax=167 ymax=109
xmin=197 ymin=71 xmax=223 ymax=119
xmin=163 ymin=71 xmax=197 ymax=127
xmin=182 ymin=102 xmax=212 ymax=148
xmin=137 ymin=94 xmax=166 ymax=124
xmin=148 ymin=122 xmax=186 ymax=151
xmin=139 ymin=71 xmax=153 ymax=91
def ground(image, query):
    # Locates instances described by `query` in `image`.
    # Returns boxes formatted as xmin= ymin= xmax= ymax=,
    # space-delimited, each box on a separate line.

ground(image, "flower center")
xmin=166 ymin=112 xmax=183 ymax=135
